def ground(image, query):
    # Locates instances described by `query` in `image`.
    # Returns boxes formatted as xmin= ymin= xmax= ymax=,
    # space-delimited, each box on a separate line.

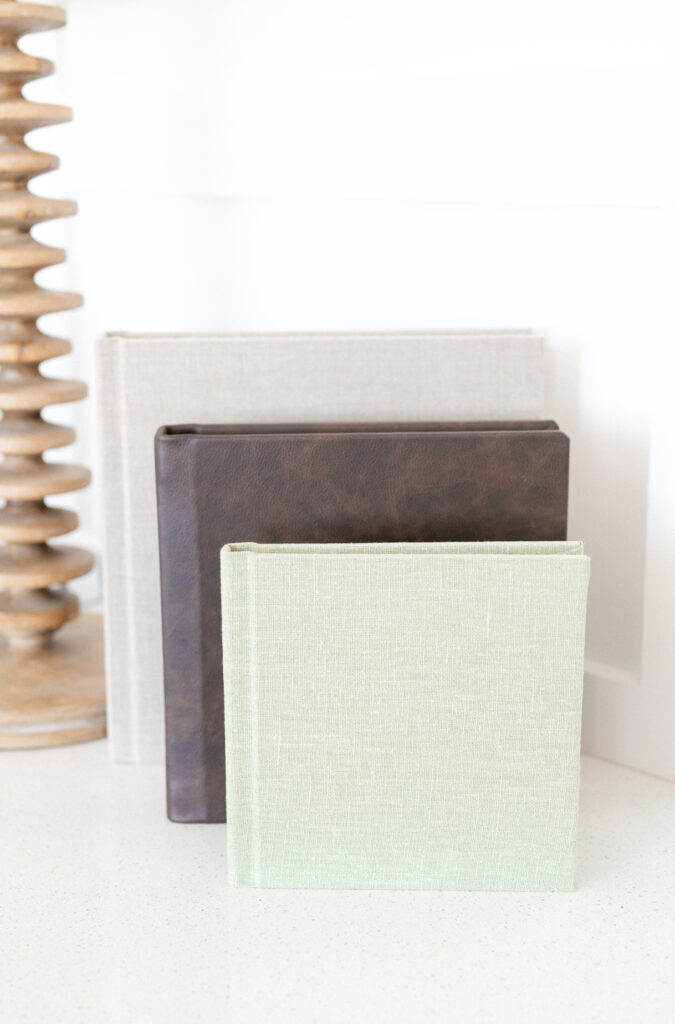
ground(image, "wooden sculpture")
xmin=0 ymin=2 xmax=105 ymax=748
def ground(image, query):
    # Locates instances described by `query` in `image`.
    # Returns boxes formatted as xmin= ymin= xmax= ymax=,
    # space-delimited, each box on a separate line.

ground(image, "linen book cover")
xmin=222 ymin=541 xmax=590 ymax=891
xmin=156 ymin=421 xmax=569 ymax=823
xmin=97 ymin=330 xmax=545 ymax=765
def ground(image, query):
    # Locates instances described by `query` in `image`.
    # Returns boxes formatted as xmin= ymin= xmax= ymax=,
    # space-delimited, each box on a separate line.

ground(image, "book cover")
xmin=156 ymin=421 xmax=569 ymax=822
xmin=222 ymin=541 xmax=590 ymax=891
xmin=97 ymin=330 xmax=545 ymax=764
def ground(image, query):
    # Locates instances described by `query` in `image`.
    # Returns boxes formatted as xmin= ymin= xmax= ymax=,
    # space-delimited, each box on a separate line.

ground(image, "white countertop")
xmin=1 ymin=744 xmax=674 ymax=1024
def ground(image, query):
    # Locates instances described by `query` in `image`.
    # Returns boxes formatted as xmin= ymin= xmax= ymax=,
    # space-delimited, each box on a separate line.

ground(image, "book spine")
xmin=222 ymin=548 xmax=257 ymax=886
xmin=96 ymin=335 xmax=136 ymax=761
xmin=157 ymin=436 xmax=221 ymax=821
xmin=119 ymin=341 xmax=166 ymax=765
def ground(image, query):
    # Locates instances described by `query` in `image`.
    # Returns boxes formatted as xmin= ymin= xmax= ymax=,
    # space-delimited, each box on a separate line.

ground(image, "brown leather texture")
xmin=155 ymin=421 xmax=569 ymax=822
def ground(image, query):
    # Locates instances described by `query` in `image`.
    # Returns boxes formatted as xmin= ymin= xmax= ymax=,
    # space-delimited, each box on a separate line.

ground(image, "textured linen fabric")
xmin=97 ymin=330 xmax=545 ymax=764
xmin=222 ymin=541 xmax=590 ymax=891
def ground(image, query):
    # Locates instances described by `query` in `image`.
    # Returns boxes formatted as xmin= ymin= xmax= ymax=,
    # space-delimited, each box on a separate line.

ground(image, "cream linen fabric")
xmin=222 ymin=541 xmax=590 ymax=891
xmin=97 ymin=330 xmax=545 ymax=764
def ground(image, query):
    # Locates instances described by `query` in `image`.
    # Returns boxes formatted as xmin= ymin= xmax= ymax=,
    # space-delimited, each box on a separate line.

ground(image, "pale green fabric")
xmin=222 ymin=542 xmax=590 ymax=891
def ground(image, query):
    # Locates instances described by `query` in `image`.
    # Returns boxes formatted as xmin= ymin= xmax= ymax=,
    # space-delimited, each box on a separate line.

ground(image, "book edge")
xmin=157 ymin=437 xmax=217 ymax=821
xmin=222 ymin=549 xmax=256 ymax=887
xmin=96 ymin=335 xmax=138 ymax=762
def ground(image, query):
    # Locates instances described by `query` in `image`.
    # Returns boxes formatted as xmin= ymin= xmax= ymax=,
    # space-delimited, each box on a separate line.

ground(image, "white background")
xmin=21 ymin=0 xmax=673 ymax=771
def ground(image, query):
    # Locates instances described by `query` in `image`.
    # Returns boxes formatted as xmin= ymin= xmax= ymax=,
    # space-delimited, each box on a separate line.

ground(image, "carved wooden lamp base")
xmin=0 ymin=3 xmax=107 ymax=752
xmin=0 ymin=612 xmax=106 ymax=749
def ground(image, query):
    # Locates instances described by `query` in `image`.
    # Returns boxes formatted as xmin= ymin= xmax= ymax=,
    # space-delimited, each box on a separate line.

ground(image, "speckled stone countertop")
xmin=1 ymin=745 xmax=673 ymax=1023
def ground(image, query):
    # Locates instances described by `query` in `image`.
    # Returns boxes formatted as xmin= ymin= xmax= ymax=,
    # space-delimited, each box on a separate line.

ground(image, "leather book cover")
xmin=155 ymin=420 xmax=569 ymax=822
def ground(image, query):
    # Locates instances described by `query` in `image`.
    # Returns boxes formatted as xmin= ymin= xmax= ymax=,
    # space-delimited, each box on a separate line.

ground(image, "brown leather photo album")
xmin=155 ymin=421 xmax=569 ymax=822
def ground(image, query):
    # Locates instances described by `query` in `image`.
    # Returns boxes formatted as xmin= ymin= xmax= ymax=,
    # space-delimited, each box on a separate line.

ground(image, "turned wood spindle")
xmin=0 ymin=2 xmax=93 ymax=652
xmin=0 ymin=3 xmax=105 ymax=750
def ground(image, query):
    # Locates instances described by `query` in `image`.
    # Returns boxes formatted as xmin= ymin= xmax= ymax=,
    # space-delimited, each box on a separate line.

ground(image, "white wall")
xmin=22 ymin=0 xmax=671 ymax=771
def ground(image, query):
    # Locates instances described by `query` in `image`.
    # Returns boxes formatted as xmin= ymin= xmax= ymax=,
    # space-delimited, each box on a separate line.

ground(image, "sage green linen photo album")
xmin=221 ymin=542 xmax=590 ymax=891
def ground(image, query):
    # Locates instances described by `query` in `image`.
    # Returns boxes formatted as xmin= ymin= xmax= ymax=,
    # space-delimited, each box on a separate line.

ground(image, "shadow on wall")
xmin=545 ymin=338 xmax=650 ymax=682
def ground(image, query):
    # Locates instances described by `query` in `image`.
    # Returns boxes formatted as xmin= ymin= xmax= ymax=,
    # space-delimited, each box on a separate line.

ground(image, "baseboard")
xmin=582 ymin=662 xmax=675 ymax=782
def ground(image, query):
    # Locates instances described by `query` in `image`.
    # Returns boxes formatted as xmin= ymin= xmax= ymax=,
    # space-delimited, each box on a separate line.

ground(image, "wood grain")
xmin=0 ymin=612 xmax=106 ymax=748
xmin=0 ymin=2 xmax=92 ymax=650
